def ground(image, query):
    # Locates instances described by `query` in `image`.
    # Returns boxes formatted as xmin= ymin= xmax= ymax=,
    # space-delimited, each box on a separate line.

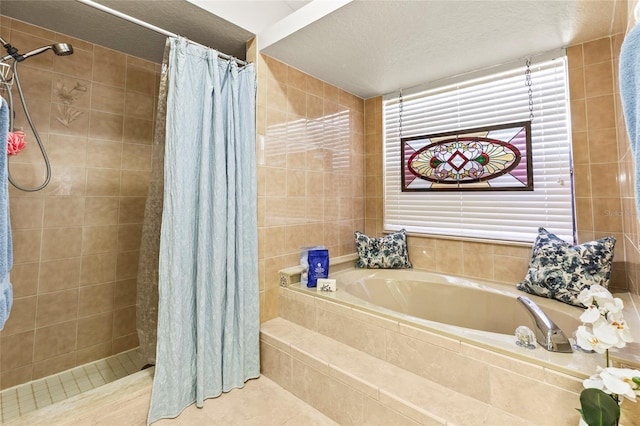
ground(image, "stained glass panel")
xmin=401 ymin=121 xmax=532 ymax=191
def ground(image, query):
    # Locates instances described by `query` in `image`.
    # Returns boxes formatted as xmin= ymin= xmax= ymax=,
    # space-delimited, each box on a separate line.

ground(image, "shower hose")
xmin=0 ymin=60 xmax=52 ymax=192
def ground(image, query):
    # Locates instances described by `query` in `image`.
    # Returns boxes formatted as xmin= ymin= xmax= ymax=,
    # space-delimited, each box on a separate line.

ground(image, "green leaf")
xmin=580 ymin=389 xmax=620 ymax=426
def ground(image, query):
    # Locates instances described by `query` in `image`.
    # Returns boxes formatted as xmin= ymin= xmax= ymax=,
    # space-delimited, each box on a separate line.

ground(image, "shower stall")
xmin=0 ymin=2 xmax=259 ymax=420
xmin=0 ymin=16 xmax=157 ymax=406
xmin=0 ymin=0 xmax=260 ymax=421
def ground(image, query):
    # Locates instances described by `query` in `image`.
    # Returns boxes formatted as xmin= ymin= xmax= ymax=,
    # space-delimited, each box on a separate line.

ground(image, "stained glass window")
xmin=401 ymin=121 xmax=532 ymax=191
xmin=383 ymin=50 xmax=574 ymax=243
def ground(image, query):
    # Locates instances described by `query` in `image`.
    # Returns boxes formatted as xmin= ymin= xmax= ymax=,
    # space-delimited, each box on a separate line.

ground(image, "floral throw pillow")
xmin=516 ymin=227 xmax=616 ymax=307
xmin=354 ymin=229 xmax=412 ymax=269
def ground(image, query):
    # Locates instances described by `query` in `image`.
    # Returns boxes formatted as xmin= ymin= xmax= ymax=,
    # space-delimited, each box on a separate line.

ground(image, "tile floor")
xmin=0 ymin=349 xmax=146 ymax=423
xmin=7 ymin=368 xmax=336 ymax=426
xmin=154 ymin=376 xmax=337 ymax=426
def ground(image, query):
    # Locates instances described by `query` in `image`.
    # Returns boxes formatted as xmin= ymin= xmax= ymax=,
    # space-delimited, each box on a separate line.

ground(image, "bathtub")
xmin=283 ymin=262 xmax=633 ymax=375
xmin=278 ymin=259 xmax=640 ymax=423
xmin=332 ymin=267 xmax=582 ymax=337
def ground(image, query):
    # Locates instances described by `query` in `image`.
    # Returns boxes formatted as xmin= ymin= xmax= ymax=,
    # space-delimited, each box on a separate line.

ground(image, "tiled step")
xmin=261 ymin=317 xmax=534 ymax=425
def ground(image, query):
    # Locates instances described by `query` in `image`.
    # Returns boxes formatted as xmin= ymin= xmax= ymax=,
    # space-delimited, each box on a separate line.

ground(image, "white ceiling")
xmin=187 ymin=1 xmax=313 ymax=34
xmin=0 ymin=0 xmax=623 ymax=99
xmin=255 ymin=0 xmax=619 ymax=98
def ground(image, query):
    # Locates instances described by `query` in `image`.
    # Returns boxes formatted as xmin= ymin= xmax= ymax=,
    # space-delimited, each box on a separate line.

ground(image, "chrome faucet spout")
xmin=517 ymin=296 xmax=573 ymax=353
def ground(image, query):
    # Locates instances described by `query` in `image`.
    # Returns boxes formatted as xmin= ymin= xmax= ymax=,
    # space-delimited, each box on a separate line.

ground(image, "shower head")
xmin=52 ymin=43 xmax=74 ymax=56
xmin=21 ymin=43 xmax=74 ymax=60
xmin=0 ymin=42 xmax=74 ymax=62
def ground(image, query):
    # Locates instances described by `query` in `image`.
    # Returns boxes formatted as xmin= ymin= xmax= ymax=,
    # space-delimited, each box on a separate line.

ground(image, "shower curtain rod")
xmin=75 ymin=0 xmax=248 ymax=66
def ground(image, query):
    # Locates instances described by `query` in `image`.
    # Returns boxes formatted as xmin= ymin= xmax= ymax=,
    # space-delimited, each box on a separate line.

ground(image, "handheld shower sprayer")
xmin=0 ymin=37 xmax=73 ymax=63
xmin=0 ymin=36 xmax=74 ymax=191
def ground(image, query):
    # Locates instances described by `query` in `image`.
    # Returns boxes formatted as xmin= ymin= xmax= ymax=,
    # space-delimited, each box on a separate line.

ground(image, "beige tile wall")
xmin=254 ymin=53 xmax=365 ymax=322
xmin=0 ymin=17 xmax=158 ymax=389
xmin=566 ymin=0 xmax=637 ymax=297
xmin=569 ymin=36 xmax=629 ymax=293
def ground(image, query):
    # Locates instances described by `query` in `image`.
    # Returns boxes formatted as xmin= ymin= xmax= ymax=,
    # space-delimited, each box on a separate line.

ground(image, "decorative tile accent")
xmin=55 ymin=80 xmax=87 ymax=127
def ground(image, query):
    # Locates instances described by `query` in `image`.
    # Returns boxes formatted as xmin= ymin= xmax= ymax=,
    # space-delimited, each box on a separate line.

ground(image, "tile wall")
xmin=0 ymin=17 xmax=158 ymax=389
xmin=568 ymin=35 xmax=630 ymax=293
xmin=254 ymin=52 xmax=365 ymax=322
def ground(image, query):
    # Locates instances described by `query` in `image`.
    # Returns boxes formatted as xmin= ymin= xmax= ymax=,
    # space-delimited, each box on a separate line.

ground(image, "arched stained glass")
xmin=401 ymin=121 xmax=532 ymax=191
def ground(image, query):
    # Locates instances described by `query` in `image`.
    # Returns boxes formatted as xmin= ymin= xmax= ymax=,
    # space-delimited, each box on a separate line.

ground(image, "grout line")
xmin=16 ymin=384 xmax=36 ymax=416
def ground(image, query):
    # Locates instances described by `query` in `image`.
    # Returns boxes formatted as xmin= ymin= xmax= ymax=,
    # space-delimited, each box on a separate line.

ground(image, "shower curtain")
xmin=147 ymin=37 xmax=260 ymax=424
xmin=136 ymin=43 xmax=169 ymax=367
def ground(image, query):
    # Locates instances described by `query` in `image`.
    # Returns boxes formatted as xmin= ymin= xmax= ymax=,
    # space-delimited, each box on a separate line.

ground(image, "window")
xmin=401 ymin=121 xmax=532 ymax=191
xmin=383 ymin=49 xmax=574 ymax=243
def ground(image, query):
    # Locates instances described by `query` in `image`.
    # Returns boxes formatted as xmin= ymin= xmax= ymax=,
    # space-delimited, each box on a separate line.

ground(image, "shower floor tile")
xmin=0 ymin=349 xmax=146 ymax=424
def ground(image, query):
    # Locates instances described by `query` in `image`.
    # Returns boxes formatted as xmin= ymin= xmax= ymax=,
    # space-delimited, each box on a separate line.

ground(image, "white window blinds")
xmin=383 ymin=50 xmax=575 ymax=243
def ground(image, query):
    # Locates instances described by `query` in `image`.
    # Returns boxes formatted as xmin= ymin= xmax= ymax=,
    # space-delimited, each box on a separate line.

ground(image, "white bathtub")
xmin=286 ymin=265 xmax=625 ymax=374
xmin=333 ymin=267 xmax=582 ymax=338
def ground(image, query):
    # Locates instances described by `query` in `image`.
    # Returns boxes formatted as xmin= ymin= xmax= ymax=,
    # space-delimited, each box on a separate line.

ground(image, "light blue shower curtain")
xmin=148 ymin=37 xmax=259 ymax=424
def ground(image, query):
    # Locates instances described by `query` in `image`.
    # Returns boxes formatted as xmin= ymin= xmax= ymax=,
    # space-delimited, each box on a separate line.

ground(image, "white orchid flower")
xmin=575 ymin=285 xmax=632 ymax=352
xmin=593 ymin=319 xmax=625 ymax=348
xmin=577 ymin=287 xmax=594 ymax=306
xmin=580 ymin=305 xmax=602 ymax=324
xmin=600 ymin=368 xmax=640 ymax=402
xmin=609 ymin=319 xmax=634 ymax=345
xmin=575 ymin=325 xmax=611 ymax=353
xmin=583 ymin=367 xmax=640 ymax=402
xmin=578 ymin=285 xmax=613 ymax=307
xmin=583 ymin=366 xmax=605 ymax=390
xmin=606 ymin=308 xmax=626 ymax=324
xmin=575 ymin=285 xmax=637 ymax=424
xmin=602 ymin=297 xmax=624 ymax=317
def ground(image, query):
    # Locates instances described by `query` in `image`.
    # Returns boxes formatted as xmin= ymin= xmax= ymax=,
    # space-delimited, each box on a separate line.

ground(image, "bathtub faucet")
xmin=516 ymin=296 xmax=573 ymax=353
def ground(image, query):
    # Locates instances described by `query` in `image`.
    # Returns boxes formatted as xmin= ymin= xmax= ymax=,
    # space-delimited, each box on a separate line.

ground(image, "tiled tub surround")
xmin=266 ymin=258 xmax=640 ymax=425
xmin=255 ymin=53 xmax=366 ymax=323
xmin=262 ymin=318 xmax=533 ymax=425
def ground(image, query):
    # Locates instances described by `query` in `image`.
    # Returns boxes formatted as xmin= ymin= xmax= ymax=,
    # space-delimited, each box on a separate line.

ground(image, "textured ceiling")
xmin=260 ymin=0 xmax=619 ymax=98
xmin=0 ymin=0 xmax=623 ymax=98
